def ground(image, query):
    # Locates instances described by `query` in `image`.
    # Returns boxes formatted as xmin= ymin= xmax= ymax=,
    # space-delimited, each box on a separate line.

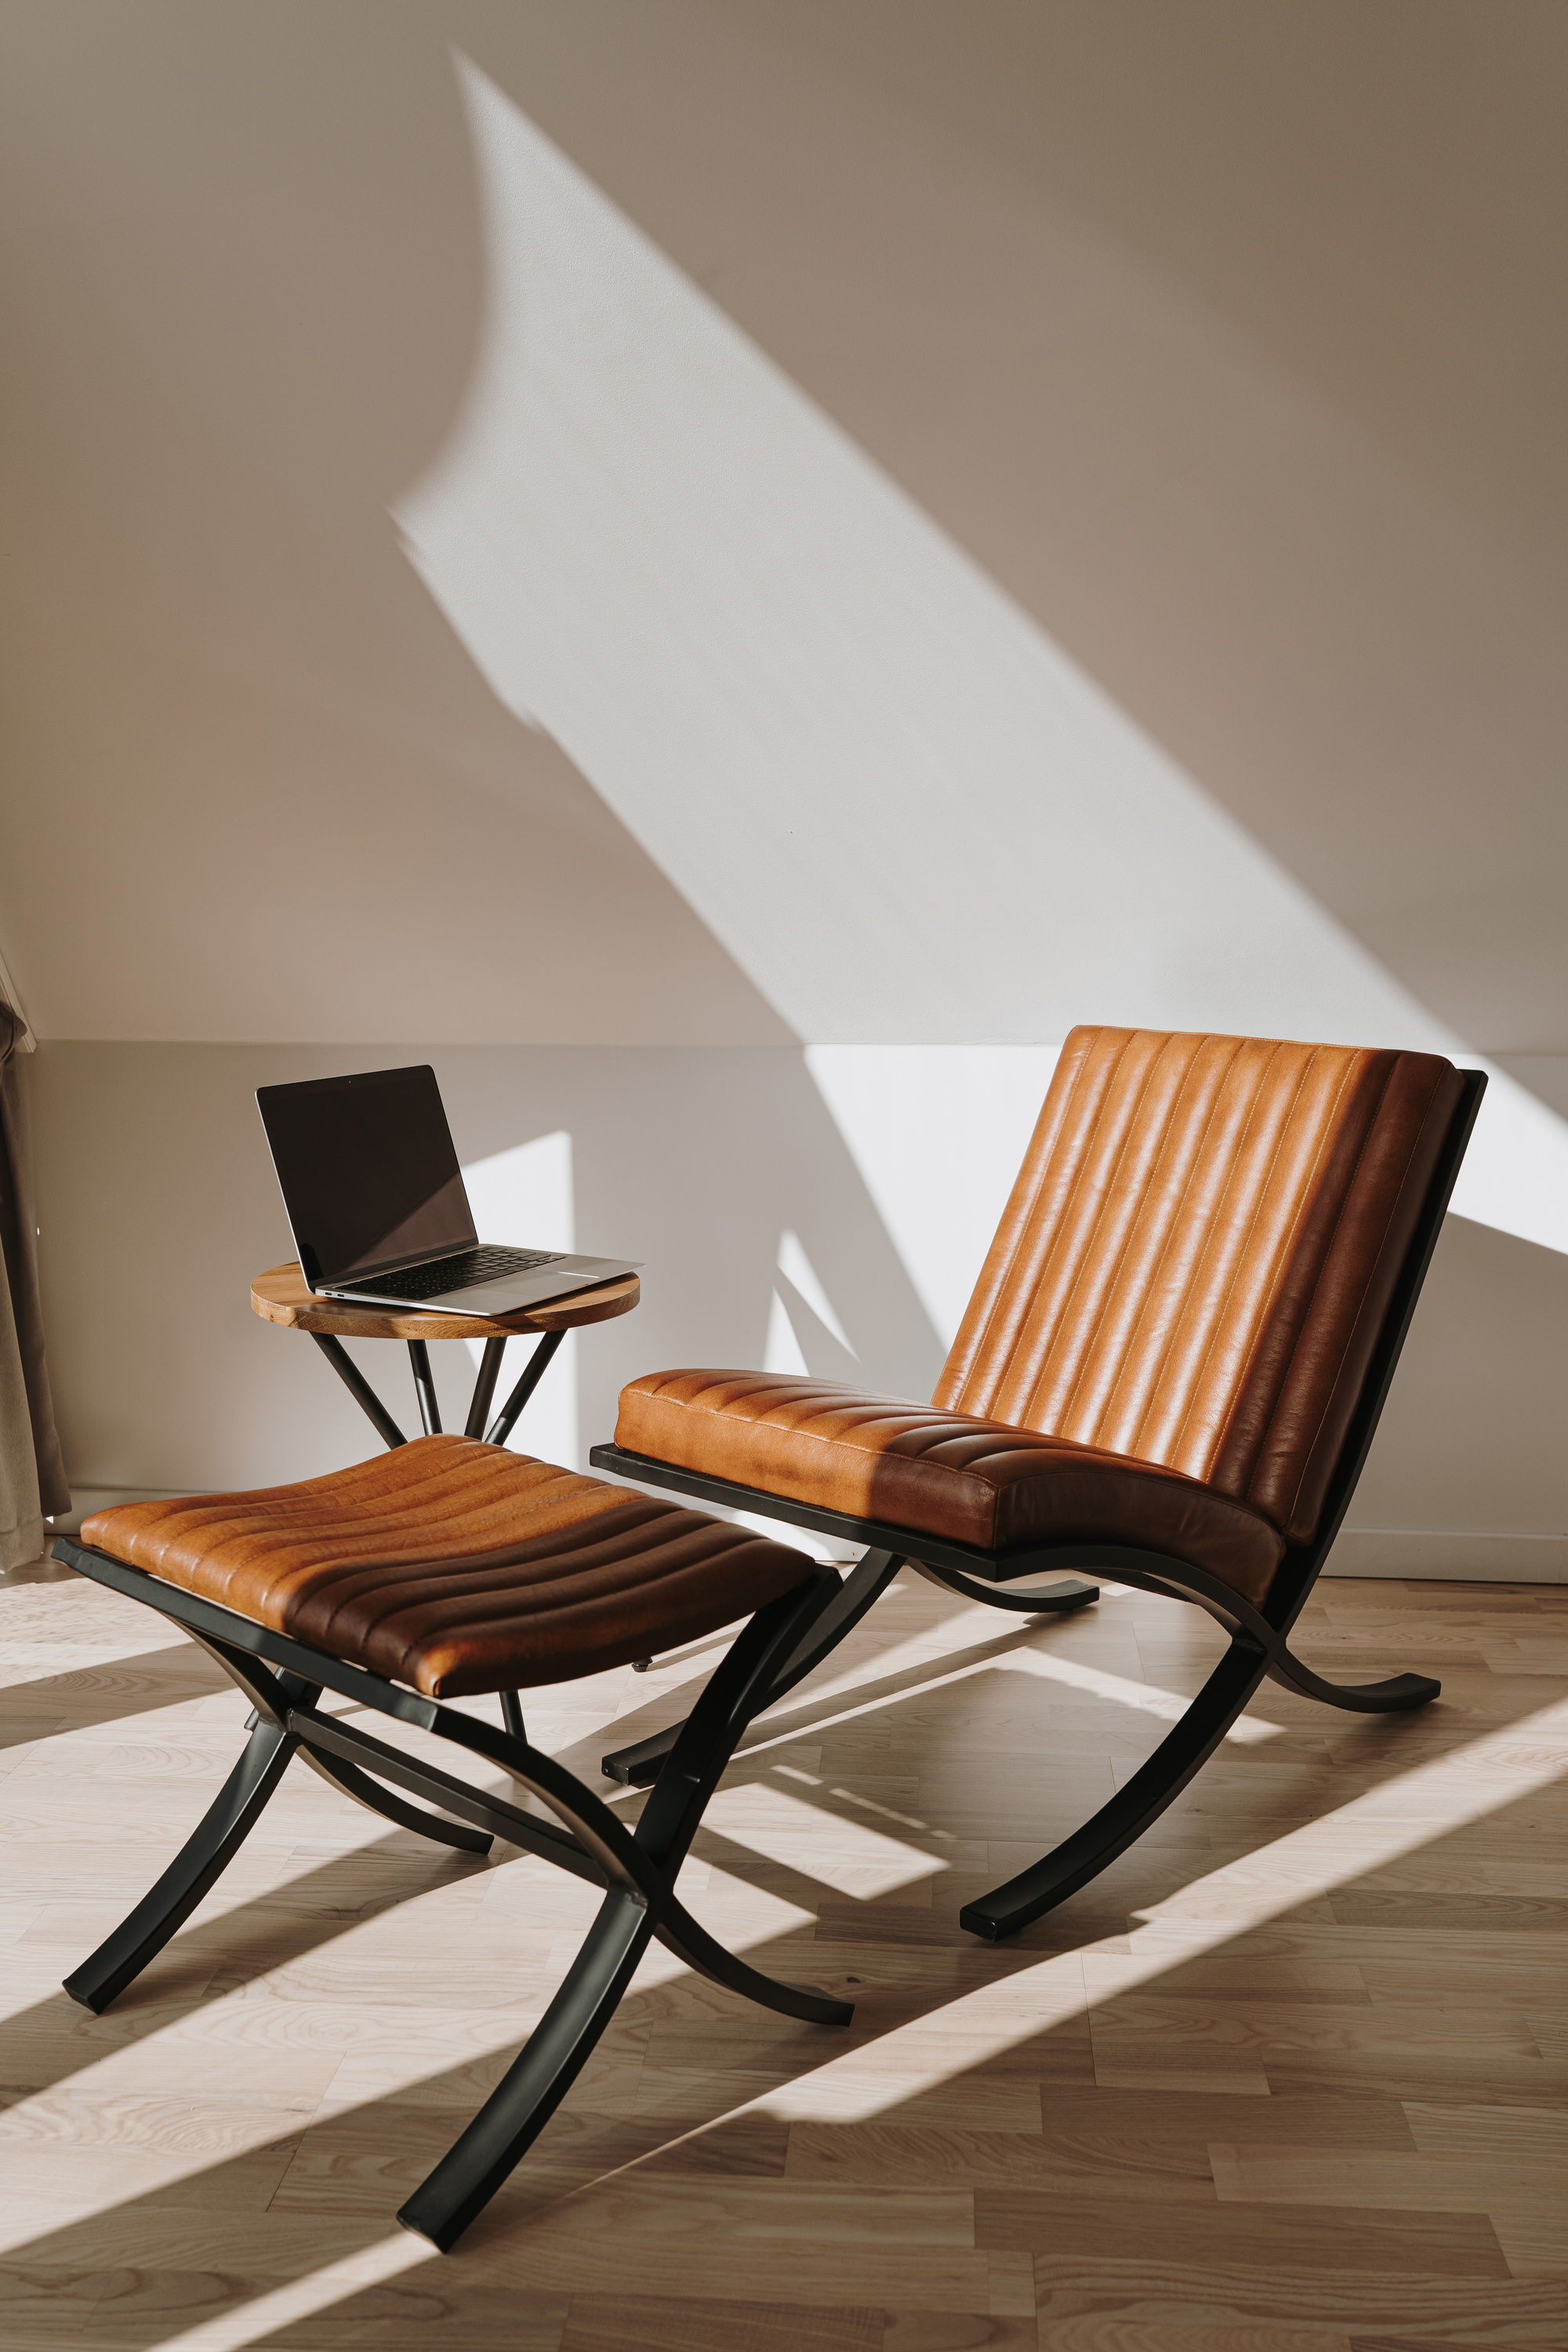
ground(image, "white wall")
xmin=2 ymin=3 xmax=1564 ymax=1574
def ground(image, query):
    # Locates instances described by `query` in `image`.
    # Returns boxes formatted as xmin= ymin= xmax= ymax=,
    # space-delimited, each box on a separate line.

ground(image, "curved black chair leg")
xmin=630 ymin=1570 xmax=858 ymax=2022
xmin=64 ymin=1716 xmax=299 ymax=2013
xmin=1266 ymin=1646 xmax=1440 ymax=1713
xmin=958 ymin=1635 xmax=1270 ymax=1942
xmin=397 ymin=1568 xmax=856 ymax=2250
xmin=650 ymin=1893 xmax=853 ymax=2024
xmin=601 ymin=1547 xmax=906 ymax=1787
xmin=398 ymin=1891 xmax=652 ymax=2252
xmin=907 ymin=1559 xmax=1100 ymax=1615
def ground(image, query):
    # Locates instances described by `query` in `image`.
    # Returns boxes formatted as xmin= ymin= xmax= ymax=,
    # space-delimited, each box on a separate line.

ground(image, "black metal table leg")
xmin=486 ymin=1330 xmax=564 ymax=1446
xmin=407 ymin=1340 xmax=442 ymax=1435
xmin=311 ymin=1323 xmax=562 ymax=1458
xmin=464 ymin=1338 xmax=508 ymax=1439
xmin=310 ymin=1333 xmax=407 ymax=1449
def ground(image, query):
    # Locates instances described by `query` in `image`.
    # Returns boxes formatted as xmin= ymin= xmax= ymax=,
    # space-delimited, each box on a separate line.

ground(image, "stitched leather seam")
xmin=1113 ymin=1035 xmax=1246 ymax=1459
xmin=1165 ymin=1039 xmax=1315 ymax=1475
xmin=1267 ymin=1054 xmax=1413 ymax=1537
xmin=1017 ymin=1029 xmax=1158 ymax=1430
xmin=1152 ymin=1040 xmax=1292 ymax=1468
xmin=944 ymin=1029 xmax=1116 ymax=1416
xmin=643 ymin=1385 xmax=1242 ymax=1509
xmin=659 ymin=1390 xmax=1030 ymax=1510
xmin=1046 ymin=1032 xmax=1199 ymax=1439
xmin=1204 ymin=1050 xmax=1368 ymax=1510
xmin=957 ymin=1029 xmax=1134 ymax=1420
xmin=1083 ymin=1034 xmax=1243 ymax=1455
xmin=1226 ymin=1050 xmax=1383 ymax=1516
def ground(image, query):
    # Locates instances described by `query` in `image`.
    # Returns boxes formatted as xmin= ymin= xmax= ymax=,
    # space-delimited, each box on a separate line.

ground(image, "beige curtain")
xmin=0 ymin=1000 xmax=69 ymax=1568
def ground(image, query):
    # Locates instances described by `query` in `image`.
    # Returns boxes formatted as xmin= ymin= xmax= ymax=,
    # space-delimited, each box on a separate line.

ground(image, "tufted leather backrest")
xmin=935 ymin=1028 xmax=1465 ymax=1548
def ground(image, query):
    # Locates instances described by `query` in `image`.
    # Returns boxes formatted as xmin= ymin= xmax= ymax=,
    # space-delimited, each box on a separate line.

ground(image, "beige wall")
xmin=2 ymin=1 xmax=1562 ymax=1054
xmin=2 ymin=4 xmax=1563 ymax=1572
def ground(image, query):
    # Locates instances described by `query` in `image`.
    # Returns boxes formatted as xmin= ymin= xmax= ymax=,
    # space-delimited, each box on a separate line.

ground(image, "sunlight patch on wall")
xmin=806 ymin=1047 xmax=1059 ymax=1343
xmin=779 ymin=1229 xmax=855 ymax=1355
xmin=764 ymin=1228 xmax=861 ymax=1382
xmin=405 ymin=63 xmax=1568 ymax=1266
xmin=460 ymin=1127 xmax=577 ymax=1464
xmin=807 ymin=1047 xmax=1568 ymax=1341
xmin=397 ymin=61 xmax=1449 ymax=1055
xmin=762 ymin=1284 xmax=808 ymax=1381
xmin=1450 ymin=1063 xmax=1568 ymax=1257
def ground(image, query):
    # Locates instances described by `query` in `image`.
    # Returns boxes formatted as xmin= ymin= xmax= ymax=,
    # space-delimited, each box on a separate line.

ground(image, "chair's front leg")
xmin=64 ymin=1711 xmax=303 ymax=2013
xmin=397 ymin=1889 xmax=653 ymax=2252
xmin=958 ymin=1633 xmax=1271 ymax=1941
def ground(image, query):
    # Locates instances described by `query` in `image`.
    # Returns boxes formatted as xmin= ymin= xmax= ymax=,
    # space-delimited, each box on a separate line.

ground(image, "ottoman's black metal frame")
xmin=50 ymin=1532 xmax=851 ymax=2251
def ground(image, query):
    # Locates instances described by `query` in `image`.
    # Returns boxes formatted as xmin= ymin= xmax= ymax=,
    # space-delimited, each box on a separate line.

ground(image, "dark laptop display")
xmin=257 ymin=1066 xmax=474 ymax=1289
xmin=256 ymin=1066 xmax=638 ymax=1317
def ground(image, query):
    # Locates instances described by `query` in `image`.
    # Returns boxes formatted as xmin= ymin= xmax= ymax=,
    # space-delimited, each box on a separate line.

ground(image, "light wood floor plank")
xmin=1 ymin=1559 xmax=1563 ymax=2348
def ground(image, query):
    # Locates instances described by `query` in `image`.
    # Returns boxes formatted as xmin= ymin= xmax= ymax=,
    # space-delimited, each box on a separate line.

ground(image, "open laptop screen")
xmin=257 ymin=1065 xmax=477 ymax=1289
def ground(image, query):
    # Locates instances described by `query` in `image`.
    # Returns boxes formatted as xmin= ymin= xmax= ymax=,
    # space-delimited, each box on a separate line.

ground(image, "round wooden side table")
xmin=250 ymin=1261 xmax=641 ymax=1452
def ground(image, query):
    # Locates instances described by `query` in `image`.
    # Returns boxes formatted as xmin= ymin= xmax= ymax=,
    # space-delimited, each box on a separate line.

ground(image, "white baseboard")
xmin=1327 ymin=1527 xmax=1568 ymax=1583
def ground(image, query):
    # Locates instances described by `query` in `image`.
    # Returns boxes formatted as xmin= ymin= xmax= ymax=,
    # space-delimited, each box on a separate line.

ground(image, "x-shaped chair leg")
xmin=403 ymin=1573 xmax=855 ymax=2247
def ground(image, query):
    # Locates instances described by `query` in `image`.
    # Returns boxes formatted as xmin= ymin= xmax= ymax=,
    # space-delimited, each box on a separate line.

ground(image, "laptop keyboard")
xmin=344 ymin=1247 xmax=565 ymax=1301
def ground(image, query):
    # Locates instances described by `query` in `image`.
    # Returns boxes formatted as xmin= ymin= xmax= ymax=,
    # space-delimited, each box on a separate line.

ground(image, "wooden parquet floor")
xmin=1 ymin=1552 xmax=1564 ymax=2350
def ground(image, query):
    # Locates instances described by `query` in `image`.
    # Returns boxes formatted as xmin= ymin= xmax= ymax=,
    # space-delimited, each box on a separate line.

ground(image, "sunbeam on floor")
xmin=1 ymin=1552 xmax=1564 ymax=2350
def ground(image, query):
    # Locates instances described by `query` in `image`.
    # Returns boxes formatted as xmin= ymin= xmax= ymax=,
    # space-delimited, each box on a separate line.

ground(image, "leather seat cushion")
xmin=78 ymin=1436 xmax=817 ymax=1699
xmin=616 ymin=1371 xmax=1287 ymax=1606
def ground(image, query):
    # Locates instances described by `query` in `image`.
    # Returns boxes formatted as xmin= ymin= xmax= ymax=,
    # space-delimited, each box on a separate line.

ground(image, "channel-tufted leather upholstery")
xmin=80 ymin=1435 xmax=816 ymax=1698
xmin=615 ymin=1370 xmax=1286 ymax=1601
xmin=615 ymin=1027 xmax=1466 ymax=1607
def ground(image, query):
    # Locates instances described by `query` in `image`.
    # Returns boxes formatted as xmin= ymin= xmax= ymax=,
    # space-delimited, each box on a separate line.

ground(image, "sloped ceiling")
xmin=0 ymin=0 xmax=1563 ymax=1051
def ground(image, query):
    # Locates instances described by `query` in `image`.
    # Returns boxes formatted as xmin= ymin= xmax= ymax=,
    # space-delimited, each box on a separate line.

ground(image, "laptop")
xmin=256 ymin=1065 xmax=639 ymax=1317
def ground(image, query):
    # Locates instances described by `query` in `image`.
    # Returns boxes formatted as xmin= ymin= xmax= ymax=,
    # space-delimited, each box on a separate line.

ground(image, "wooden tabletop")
xmin=250 ymin=1261 xmax=641 ymax=1341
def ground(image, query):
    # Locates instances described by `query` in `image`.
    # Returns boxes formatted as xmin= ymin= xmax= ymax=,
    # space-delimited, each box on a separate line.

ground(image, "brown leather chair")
xmin=53 ymin=1445 xmax=851 ymax=2250
xmin=593 ymin=1026 xmax=1485 ymax=1941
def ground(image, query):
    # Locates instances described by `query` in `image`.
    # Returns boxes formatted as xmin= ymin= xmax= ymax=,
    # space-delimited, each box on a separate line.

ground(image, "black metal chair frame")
xmin=49 ymin=1532 xmax=852 ymax=2251
xmin=590 ymin=1069 xmax=1486 ymax=1944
